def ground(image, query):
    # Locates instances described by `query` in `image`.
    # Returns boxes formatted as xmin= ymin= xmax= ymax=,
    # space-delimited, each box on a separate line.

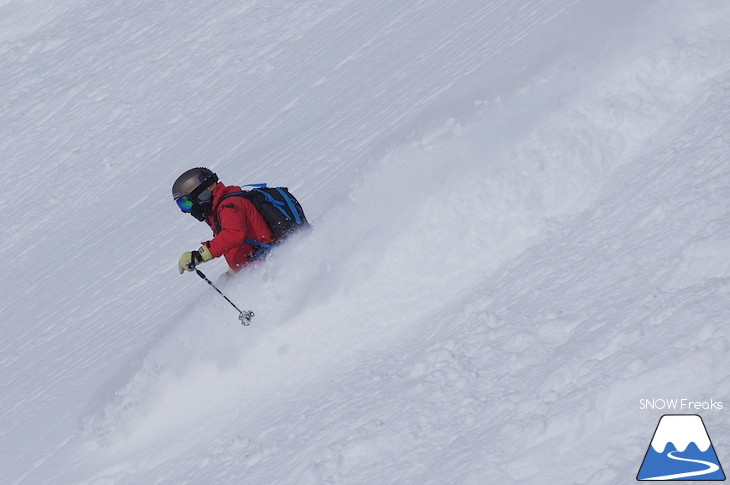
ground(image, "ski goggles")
xmin=175 ymin=173 xmax=217 ymax=213
xmin=176 ymin=187 xmax=213 ymax=212
xmin=176 ymin=195 xmax=195 ymax=212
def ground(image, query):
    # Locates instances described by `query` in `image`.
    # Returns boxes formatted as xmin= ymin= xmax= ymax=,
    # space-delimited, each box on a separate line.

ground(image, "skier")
xmin=172 ymin=167 xmax=276 ymax=276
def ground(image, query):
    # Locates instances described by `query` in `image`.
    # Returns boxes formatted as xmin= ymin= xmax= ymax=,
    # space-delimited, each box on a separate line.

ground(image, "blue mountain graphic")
xmin=638 ymin=441 xmax=726 ymax=481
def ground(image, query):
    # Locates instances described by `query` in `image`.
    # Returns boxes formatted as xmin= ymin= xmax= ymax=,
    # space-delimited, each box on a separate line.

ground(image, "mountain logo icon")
xmin=637 ymin=414 xmax=725 ymax=481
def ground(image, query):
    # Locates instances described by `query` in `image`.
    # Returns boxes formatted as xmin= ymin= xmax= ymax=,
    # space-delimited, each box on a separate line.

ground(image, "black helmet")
xmin=172 ymin=167 xmax=219 ymax=221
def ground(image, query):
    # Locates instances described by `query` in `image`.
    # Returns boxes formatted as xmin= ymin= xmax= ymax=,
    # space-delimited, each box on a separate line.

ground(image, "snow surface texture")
xmin=2 ymin=0 xmax=730 ymax=483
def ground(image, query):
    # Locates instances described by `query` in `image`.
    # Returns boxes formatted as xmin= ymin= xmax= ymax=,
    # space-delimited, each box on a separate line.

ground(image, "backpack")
xmin=213 ymin=184 xmax=309 ymax=253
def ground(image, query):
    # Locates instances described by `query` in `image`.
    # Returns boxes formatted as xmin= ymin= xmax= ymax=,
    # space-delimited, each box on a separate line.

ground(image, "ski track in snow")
xmin=2 ymin=1 xmax=730 ymax=484
xmin=644 ymin=451 xmax=720 ymax=481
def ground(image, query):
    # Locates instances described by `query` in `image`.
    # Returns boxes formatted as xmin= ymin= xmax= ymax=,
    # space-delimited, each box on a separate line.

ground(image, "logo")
xmin=640 ymin=399 xmax=724 ymax=411
xmin=637 ymin=414 xmax=725 ymax=481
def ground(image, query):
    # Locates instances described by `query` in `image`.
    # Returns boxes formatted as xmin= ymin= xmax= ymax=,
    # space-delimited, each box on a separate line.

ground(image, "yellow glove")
xmin=178 ymin=245 xmax=214 ymax=274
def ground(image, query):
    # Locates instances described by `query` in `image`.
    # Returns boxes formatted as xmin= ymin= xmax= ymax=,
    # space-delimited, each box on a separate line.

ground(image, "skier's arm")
xmin=206 ymin=205 xmax=248 ymax=258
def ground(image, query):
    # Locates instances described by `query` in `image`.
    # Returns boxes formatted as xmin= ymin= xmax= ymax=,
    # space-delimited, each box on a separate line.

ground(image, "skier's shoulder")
xmin=215 ymin=185 xmax=256 ymax=212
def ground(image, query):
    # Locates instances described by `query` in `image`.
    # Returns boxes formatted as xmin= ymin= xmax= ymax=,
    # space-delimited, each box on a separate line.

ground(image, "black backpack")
xmin=213 ymin=184 xmax=309 ymax=252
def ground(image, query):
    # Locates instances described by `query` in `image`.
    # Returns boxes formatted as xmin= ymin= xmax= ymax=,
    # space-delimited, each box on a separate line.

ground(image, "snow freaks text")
xmin=639 ymin=399 xmax=724 ymax=411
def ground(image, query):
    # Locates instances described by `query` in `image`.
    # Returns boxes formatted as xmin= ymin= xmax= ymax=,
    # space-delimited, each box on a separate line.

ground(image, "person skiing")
xmin=172 ymin=167 xmax=275 ymax=275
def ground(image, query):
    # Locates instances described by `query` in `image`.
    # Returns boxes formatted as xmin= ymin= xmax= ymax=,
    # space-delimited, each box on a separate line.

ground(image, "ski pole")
xmin=193 ymin=267 xmax=254 ymax=326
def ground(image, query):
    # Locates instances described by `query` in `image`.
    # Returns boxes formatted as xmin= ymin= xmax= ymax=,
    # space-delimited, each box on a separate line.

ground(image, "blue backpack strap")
xmin=244 ymin=238 xmax=272 ymax=260
xmin=274 ymin=187 xmax=303 ymax=224
xmin=252 ymin=188 xmax=292 ymax=221
xmin=244 ymin=238 xmax=272 ymax=249
xmin=219 ymin=190 xmax=245 ymax=202
xmin=218 ymin=184 xmax=267 ymax=203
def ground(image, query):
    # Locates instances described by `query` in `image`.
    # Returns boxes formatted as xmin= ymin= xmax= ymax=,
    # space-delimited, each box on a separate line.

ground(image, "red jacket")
xmin=203 ymin=183 xmax=274 ymax=271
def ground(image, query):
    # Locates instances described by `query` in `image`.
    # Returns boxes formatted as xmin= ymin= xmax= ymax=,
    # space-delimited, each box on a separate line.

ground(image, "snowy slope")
xmin=2 ymin=0 xmax=730 ymax=484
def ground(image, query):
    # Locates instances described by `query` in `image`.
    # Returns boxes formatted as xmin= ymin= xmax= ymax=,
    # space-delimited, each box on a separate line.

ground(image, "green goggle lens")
xmin=176 ymin=196 xmax=194 ymax=212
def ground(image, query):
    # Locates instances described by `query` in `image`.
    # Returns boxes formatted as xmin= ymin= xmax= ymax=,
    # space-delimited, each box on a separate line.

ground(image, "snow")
xmin=651 ymin=415 xmax=711 ymax=453
xmin=2 ymin=0 xmax=730 ymax=483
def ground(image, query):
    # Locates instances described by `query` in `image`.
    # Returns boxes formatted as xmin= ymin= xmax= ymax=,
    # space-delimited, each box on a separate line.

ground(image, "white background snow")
xmin=2 ymin=0 xmax=730 ymax=483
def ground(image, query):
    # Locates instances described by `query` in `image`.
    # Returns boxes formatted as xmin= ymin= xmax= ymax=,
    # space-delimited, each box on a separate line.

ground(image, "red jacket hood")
xmin=211 ymin=182 xmax=243 ymax=207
